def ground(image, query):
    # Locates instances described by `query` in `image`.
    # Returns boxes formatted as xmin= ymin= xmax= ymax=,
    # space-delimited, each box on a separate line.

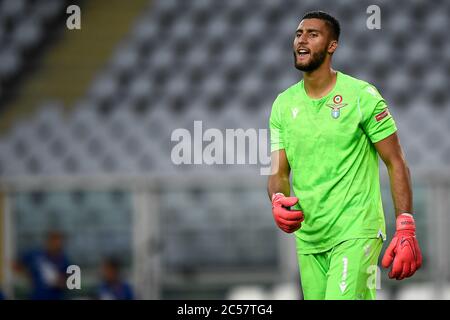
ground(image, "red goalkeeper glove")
xmin=271 ymin=193 xmax=304 ymax=233
xmin=381 ymin=213 xmax=423 ymax=280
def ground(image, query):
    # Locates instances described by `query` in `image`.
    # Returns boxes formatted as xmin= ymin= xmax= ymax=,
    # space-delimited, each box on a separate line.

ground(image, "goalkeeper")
xmin=267 ymin=11 xmax=422 ymax=300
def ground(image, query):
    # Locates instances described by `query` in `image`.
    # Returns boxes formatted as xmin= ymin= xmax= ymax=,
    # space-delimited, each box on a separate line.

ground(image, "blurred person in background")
xmin=0 ymin=288 xmax=5 ymax=300
xmin=268 ymin=11 xmax=422 ymax=300
xmin=96 ymin=257 xmax=134 ymax=300
xmin=14 ymin=230 xmax=71 ymax=300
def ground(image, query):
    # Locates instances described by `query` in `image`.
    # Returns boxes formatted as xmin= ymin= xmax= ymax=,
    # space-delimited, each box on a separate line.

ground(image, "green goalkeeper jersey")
xmin=269 ymin=71 xmax=397 ymax=254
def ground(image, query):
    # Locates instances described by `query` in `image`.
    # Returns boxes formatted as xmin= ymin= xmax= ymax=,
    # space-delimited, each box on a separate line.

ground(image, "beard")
xmin=294 ymin=47 xmax=327 ymax=72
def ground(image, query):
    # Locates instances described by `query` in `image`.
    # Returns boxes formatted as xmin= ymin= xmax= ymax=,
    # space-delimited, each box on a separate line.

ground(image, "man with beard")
xmin=267 ymin=11 xmax=422 ymax=300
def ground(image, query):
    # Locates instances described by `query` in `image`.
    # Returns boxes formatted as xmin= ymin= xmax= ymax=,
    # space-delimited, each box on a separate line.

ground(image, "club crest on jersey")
xmin=291 ymin=107 xmax=299 ymax=119
xmin=326 ymin=95 xmax=348 ymax=119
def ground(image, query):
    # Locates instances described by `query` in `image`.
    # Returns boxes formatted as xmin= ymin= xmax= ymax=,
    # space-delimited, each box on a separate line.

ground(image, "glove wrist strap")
xmin=396 ymin=213 xmax=416 ymax=232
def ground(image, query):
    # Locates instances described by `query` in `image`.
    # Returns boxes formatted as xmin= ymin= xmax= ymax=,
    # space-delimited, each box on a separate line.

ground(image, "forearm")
xmin=386 ymin=159 xmax=413 ymax=217
xmin=267 ymin=174 xmax=291 ymax=200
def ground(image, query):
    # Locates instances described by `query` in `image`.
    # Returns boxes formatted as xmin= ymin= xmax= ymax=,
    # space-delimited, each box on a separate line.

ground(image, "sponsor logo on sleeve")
xmin=375 ymin=108 xmax=390 ymax=122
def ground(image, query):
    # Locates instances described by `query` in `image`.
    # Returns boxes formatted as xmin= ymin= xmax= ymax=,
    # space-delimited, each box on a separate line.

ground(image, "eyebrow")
xmin=296 ymin=28 xmax=321 ymax=33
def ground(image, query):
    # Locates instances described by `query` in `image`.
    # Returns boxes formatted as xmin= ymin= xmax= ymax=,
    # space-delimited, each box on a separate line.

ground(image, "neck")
xmin=303 ymin=64 xmax=337 ymax=99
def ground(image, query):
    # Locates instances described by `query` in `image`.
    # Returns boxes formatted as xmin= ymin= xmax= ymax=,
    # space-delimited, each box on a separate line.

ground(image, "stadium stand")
xmin=0 ymin=0 xmax=449 ymax=177
xmin=0 ymin=0 xmax=69 ymax=106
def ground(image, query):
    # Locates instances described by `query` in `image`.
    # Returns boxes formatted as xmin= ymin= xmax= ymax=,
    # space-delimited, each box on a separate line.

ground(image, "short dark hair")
xmin=302 ymin=11 xmax=340 ymax=41
xmin=103 ymin=256 xmax=121 ymax=271
xmin=46 ymin=230 xmax=64 ymax=240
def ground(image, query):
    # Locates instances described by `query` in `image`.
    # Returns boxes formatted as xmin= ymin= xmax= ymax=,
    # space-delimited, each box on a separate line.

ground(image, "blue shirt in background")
xmin=97 ymin=281 xmax=134 ymax=300
xmin=21 ymin=249 xmax=71 ymax=300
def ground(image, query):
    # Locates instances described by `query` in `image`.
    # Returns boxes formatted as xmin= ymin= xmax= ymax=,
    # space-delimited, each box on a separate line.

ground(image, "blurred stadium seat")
xmin=226 ymin=285 xmax=269 ymax=300
xmin=0 ymin=0 xmax=67 ymax=103
xmin=397 ymin=284 xmax=450 ymax=300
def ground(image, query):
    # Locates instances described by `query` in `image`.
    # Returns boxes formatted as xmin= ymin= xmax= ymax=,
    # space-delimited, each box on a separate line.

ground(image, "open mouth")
xmin=297 ymin=48 xmax=310 ymax=58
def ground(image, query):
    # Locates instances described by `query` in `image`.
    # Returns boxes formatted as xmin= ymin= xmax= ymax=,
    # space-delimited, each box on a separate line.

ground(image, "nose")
xmin=295 ymin=34 xmax=307 ymax=46
xmin=298 ymin=33 xmax=308 ymax=44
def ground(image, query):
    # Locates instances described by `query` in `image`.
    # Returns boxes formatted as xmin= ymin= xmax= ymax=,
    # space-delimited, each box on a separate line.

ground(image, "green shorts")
xmin=296 ymin=237 xmax=383 ymax=300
